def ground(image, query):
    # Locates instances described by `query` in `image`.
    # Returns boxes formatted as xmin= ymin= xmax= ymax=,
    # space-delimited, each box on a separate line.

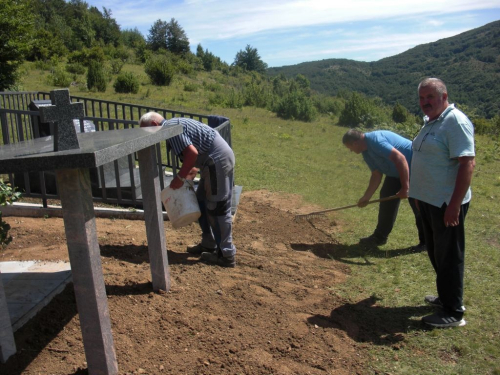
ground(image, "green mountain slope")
xmin=268 ymin=20 xmax=500 ymax=118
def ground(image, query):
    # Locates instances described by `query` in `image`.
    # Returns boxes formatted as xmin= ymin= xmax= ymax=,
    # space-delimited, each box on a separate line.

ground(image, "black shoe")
xmin=201 ymin=250 xmax=236 ymax=268
xmin=187 ymin=244 xmax=216 ymax=255
xmin=359 ymin=235 xmax=387 ymax=246
xmin=424 ymin=295 xmax=466 ymax=311
xmin=424 ymin=295 xmax=443 ymax=307
xmin=422 ymin=311 xmax=466 ymax=328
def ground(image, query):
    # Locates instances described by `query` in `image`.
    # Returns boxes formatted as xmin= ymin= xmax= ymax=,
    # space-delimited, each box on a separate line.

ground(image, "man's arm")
xmin=358 ymin=170 xmax=383 ymax=207
xmin=444 ymin=156 xmax=475 ymax=226
xmin=388 ymin=148 xmax=410 ymax=199
xmin=169 ymin=145 xmax=198 ymax=189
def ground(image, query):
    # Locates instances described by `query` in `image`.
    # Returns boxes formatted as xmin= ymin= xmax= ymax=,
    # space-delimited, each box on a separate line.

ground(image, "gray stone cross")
xmin=39 ymin=89 xmax=84 ymax=151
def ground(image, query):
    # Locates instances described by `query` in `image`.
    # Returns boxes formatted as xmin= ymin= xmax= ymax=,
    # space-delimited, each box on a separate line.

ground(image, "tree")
xmin=89 ymin=6 xmax=121 ymax=46
xmin=148 ymin=18 xmax=189 ymax=54
xmin=196 ymin=44 xmax=204 ymax=58
xmin=87 ymin=60 xmax=107 ymax=92
xmin=147 ymin=19 xmax=168 ymax=51
xmin=121 ymin=27 xmax=146 ymax=48
xmin=0 ymin=0 xmax=34 ymax=90
xmin=233 ymin=45 xmax=268 ymax=73
xmin=166 ymin=18 xmax=190 ymax=54
xmin=66 ymin=0 xmax=96 ymax=49
xmin=29 ymin=28 xmax=68 ymax=61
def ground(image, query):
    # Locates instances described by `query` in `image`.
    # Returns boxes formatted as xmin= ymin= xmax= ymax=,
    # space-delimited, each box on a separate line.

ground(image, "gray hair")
xmin=418 ymin=78 xmax=448 ymax=96
xmin=139 ymin=112 xmax=164 ymax=127
xmin=342 ymin=129 xmax=364 ymax=145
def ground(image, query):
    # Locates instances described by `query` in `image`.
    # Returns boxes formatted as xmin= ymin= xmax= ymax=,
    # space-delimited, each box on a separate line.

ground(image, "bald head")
xmin=418 ymin=78 xmax=447 ymax=96
xmin=139 ymin=112 xmax=164 ymax=127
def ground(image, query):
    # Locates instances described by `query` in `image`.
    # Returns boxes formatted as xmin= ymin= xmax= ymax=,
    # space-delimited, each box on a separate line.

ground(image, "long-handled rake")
xmin=295 ymin=195 xmax=403 ymax=221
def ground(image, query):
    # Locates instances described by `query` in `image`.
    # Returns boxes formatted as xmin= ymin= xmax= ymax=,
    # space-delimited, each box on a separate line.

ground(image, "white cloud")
xmin=86 ymin=0 xmax=500 ymax=65
xmin=100 ymin=0 xmax=499 ymax=40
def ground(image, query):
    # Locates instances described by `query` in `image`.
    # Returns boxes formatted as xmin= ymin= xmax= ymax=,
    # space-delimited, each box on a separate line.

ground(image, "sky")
xmin=85 ymin=0 xmax=500 ymax=68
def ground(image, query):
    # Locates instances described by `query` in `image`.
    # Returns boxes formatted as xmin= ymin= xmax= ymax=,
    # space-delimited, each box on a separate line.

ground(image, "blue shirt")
xmin=362 ymin=131 xmax=413 ymax=178
xmin=163 ymin=117 xmax=216 ymax=156
xmin=409 ymin=104 xmax=475 ymax=207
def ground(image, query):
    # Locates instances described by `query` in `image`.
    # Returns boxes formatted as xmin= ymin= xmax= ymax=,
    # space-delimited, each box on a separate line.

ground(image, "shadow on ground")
xmin=308 ymin=296 xmax=432 ymax=346
xmin=99 ymin=244 xmax=200 ymax=266
xmin=291 ymin=242 xmax=425 ymax=265
xmin=0 ymin=284 xmax=78 ymax=375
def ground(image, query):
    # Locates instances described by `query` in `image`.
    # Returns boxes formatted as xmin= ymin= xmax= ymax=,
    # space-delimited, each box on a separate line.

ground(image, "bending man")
xmin=140 ymin=112 xmax=236 ymax=268
xmin=343 ymin=129 xmax=424 ymax=247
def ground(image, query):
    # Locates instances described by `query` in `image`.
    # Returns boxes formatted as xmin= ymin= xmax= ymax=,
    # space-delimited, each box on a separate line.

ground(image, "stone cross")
xmin=39 ymin=89 xmax=84 ymax=151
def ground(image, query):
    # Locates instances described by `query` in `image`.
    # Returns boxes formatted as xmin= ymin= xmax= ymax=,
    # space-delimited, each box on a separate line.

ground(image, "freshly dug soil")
xmin=0 ymin=190 xmax=375 ymax=374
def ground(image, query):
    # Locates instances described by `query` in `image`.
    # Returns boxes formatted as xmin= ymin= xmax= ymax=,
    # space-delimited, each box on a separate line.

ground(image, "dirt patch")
xmin=1 ymin=190 xmax=372 ymax=374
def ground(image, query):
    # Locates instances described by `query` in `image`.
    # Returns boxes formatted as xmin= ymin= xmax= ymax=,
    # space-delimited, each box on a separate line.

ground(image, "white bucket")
xmin=161 ymin=180 xmax=201 ymax=229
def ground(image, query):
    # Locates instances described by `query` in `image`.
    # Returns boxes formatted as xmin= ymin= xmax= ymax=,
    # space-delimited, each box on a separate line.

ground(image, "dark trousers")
xmin=373 ymin=176 xmax=425 ymax=244
xmin=419 ymin=201 xmax=469 ymax=316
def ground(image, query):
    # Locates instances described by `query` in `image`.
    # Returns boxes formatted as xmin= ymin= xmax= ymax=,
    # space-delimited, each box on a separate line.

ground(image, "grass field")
xmin=14 ymin=63 xmax=500 ymax=374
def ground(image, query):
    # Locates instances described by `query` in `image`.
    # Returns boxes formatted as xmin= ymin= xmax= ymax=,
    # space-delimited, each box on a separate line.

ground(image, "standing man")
xmin=410 ymin=78 xmax=475 ymax=327
xmin=140 ymin=112 xmax=236 ymax=268
xmin=343 ymin=129 xmax=425 ymax=248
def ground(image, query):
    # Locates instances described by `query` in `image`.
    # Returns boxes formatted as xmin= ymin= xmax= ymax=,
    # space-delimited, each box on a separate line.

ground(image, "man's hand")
xmin=396 ymin=188 xmax=409 ymax=199
xmin=444 ymin=203 xmax=461 ymax=227
xmin=186 ymin=167 xmax=198 ymax=180
xmin=169 ymin=175 xmax=184 ymax=190
xmin=357 ymin=196 xmax=370 ymax=208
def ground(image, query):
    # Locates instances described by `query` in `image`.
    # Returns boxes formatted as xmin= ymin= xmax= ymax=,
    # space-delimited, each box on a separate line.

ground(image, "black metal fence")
xmin=0 ymin=91 xmax=232 ymax=208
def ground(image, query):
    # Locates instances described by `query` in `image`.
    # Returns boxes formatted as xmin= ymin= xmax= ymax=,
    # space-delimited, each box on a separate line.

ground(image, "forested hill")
xmin=267 ymin=20 xmax=500 ymax=118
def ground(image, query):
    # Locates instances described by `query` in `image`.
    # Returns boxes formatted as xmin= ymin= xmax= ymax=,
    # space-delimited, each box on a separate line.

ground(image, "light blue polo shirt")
xmin=409 ymin=104 xmax=475 ymax=207
xmin=362 ymin=131 xmax=413 ymax=178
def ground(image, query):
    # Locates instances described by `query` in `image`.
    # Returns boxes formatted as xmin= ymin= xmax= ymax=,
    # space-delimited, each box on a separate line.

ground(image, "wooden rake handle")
xmin=295 ymin=195 xmax=404 ymax=220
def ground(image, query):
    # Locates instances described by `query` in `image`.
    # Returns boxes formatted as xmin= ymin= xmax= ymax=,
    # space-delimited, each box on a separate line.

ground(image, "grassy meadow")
xmin=13 ymin=62 xmax=500 ymax=374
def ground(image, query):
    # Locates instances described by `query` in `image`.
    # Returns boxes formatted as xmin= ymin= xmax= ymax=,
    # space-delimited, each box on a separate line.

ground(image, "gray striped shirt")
xmin=163 ymin=118 xmax=216 ymax=156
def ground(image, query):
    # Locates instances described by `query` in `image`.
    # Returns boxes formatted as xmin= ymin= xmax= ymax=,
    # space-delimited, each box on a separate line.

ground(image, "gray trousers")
xmin=196 ymin=133 xmax=236 ymax=257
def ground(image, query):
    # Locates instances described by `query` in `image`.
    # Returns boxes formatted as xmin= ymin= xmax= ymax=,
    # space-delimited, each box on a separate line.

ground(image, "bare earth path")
xmin=0 ymin=190 xmax=374 ymax=374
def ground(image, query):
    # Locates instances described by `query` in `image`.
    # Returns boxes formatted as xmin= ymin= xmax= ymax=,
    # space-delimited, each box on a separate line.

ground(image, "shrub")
xmin=87 ymin=61 xmax=107 ymax=92
xmin=49 ymin=66 xmax=72 ymax=87
xmin=243 ymin=80 xmax=271 ymax=108
xmin=68 ymin=47 xmax=105 ymax=67
xmin=313 ymin=95 xmax=344 ymax=115
xmin=34 ymin=59 xmax=53 ymax=71
xmin=66 ymin=63 xmax=86 ymax=75
xmin=0 ymin=180 xmax=21 ymax=248
xmin=392 ymin=102 xmax=410 ymax=123
xmin=113 ymin=72 xmax=139 ymax=94
xmin=110 ymin=59 xmax=124 ymax=74
xmin=225 ymin=89 xmax=244 ymax=109
xmin=208 ymin=92 xmax=226 ymax=107
xmin=176 ymin=59 xmax=193 ymax=75
xmin=474 ymin=118 xmax=494 ymax=135
xmin=145 ymin=54 xmax=175 ymax=86
xmin=183 ymin=82 xmax=198 ymax=92
xmin=275 ymin=91 xmax=317 ymax=122
xmin=339 ymin=92 xmax=372 ymax=127
xmin=203 ymin=81 xmax=222 ymax=92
